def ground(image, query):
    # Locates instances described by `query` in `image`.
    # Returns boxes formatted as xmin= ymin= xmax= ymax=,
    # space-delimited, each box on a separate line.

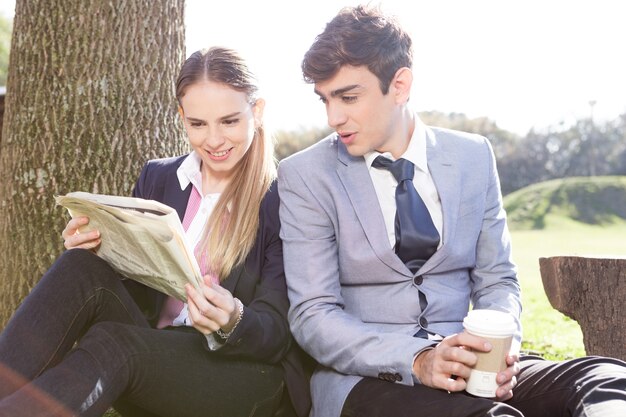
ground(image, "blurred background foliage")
xmin=274 ymin=110 xmax=626 ymax=198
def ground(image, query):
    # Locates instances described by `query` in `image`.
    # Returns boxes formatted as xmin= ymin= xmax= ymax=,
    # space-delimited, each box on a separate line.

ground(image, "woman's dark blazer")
xmin=125 ymin=155 xmax=310 ymax=417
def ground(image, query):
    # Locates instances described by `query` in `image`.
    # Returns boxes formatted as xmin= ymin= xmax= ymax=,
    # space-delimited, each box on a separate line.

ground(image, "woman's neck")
xmin=201 ymin=166 xmax=230 ymax=195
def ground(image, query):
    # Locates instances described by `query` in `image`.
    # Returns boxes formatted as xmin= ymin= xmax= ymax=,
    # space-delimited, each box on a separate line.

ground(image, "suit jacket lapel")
xmin=162 ymin=160 xmax=192 ymax=222
xmin=221 ymin=262 xmax=245 ymax=294
xmin=419 ymin=127 xmax=459 ymax=274
xmin=336 ymin=139 xmax=410 ymax=277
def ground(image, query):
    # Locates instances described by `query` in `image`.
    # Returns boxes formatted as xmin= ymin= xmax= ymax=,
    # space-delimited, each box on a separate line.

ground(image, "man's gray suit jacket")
xmin=278 ymin=125 xmax=522 ymax=417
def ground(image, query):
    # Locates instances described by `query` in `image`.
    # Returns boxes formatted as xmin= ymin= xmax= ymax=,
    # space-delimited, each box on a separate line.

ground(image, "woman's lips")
xmin=207 ymin=147 xmax=233 ymax=161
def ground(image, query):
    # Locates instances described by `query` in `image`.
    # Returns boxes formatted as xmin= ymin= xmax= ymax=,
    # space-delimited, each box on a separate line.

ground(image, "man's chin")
xmin=343 ymin=144 xmax=368 ymax=157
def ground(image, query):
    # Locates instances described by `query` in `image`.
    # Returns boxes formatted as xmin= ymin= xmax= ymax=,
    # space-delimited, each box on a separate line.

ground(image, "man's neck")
xmin=380 ymin=109 xmax=415 ymax=159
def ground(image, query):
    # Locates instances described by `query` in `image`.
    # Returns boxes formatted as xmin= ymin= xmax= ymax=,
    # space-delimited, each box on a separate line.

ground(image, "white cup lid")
xmin=463 ymin=309 xmax=516 ymax=337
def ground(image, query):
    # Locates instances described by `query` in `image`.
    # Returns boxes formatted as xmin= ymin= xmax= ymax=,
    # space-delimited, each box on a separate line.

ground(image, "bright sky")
xmin=3 ymin=0 xmax=625 ymax=135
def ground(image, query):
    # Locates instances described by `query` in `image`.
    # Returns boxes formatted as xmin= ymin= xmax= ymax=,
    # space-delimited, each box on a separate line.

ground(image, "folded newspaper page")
xmin=55 ymin=192 xmax=203 ymax=301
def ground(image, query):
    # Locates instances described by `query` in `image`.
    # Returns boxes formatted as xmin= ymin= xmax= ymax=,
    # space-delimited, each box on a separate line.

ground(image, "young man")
xmin=278 ymin=5 xmax=626 ymax=417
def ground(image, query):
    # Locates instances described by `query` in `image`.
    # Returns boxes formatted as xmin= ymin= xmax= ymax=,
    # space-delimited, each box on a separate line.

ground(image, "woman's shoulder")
xmin=142 ymin=154 xmax=189 ymax=175
xmin=260 ymin=180 xmax=279 ymax=213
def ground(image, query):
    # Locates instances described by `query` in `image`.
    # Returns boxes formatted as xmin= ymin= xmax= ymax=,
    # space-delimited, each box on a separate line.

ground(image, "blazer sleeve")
xmin=468 ymin=138 xmax=522 ymax=349
xmin=278 ymin=160 xmax=431 ymax=386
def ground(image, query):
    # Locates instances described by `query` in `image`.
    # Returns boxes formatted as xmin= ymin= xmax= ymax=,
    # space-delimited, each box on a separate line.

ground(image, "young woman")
xmin=0 ymin=47 xmax=309 ymax=417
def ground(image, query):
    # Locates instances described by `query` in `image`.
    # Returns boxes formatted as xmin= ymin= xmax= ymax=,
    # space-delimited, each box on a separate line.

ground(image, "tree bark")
xmin=0 ymin=0 xmax=186 ymax=327
xmin=539 ymin=256 xmax=626 ymax=361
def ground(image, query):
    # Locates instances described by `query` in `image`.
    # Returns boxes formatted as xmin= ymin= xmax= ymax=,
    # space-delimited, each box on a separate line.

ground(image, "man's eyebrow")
xmin=314 ymin=84 xmax=361 ymax=98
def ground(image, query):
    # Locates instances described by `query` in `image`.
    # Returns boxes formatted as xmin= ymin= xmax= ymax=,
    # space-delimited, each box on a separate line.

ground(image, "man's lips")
xmin=338 ymin=132 xmax=356 ymax=145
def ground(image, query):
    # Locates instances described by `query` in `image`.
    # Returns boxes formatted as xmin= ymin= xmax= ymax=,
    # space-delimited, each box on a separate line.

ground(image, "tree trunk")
xmin=0 ymin=0 xmax=186 ymax=328
xmin=539 ymin=256 xmax=626 ymax=361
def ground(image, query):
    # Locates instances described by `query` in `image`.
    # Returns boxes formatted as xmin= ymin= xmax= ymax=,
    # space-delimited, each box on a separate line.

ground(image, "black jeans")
xmin=0 ymin=249 xmax=284 ymax=417
xmin=342 ymin=355 xmax=626 ymax=416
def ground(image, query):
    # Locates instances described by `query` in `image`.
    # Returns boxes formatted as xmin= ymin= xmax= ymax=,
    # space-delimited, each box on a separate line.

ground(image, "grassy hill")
xmin=502 ymin=176 xmax=626 ymax=359
xmin=504 ymin=176 xmax=626 ymax=230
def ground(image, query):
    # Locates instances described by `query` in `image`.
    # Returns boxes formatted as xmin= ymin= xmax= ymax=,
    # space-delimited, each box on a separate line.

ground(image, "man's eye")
xmin=318 ymin=96 xmax=327 ymax=104
xmin=342 ymin=96 xmax=357 ymax=103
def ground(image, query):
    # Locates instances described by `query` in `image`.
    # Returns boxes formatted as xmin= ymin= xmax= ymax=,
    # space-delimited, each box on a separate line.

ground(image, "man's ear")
xmin=252 ymin=98 xmax=266 ymax=128
xmin=391 ymin=67 xmax=413 ymax=104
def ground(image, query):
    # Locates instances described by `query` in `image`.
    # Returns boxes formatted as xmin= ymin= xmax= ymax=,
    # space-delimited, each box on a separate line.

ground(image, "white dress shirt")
xmin=365 ymin=117 xmax=443 ymax=250
xmin=172 ymin=151 xmax=223 ymax=349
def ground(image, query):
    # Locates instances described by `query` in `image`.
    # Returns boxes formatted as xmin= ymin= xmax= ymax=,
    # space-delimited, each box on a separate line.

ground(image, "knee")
xmin=43 ymin=249 xmax=120 ymax=289
xmin=575 ymin=356 xmax=626 ymax=393
xmin=54 ymin=249 xmax=107 ymax=273
xmin=579 ymin=357 xmax=626 ymax=378
xmin=76 ymin=322 xmax=137 ymax=365
xmin=567 ymin=357 xmax=626 ymax=414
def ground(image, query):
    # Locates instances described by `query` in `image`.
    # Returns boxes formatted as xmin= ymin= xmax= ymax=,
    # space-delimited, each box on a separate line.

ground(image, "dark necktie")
xmin=372 ymin=156 xmax=440 ymax=273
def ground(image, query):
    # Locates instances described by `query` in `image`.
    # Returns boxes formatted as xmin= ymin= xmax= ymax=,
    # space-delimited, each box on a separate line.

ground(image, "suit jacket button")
xmin=377 ymin=372 xmax=386 ymax=380
xmin=413 ymin=275 xmax=423 ymax=285
xmin=394 ymin=373 xmax=402 ymax=382
xmin=419 ymin=317 xmax=428 ymax=328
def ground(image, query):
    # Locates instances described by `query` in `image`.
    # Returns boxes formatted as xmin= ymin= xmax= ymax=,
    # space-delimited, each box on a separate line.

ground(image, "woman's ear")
xmin=252 ymin=98 xmax=265 ymax=128
xmin=177 ymin=106 xmax=185 ymax=120
xmin=391 ymin=67 xmax=413 ymax=104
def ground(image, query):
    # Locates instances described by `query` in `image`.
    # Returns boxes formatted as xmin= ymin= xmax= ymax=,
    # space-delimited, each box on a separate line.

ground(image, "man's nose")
xmin=326 ymin=103 xmax=347 ymax=128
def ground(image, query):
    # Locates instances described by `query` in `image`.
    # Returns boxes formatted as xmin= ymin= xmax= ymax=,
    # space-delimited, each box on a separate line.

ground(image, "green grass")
xmin=504 ymin=176 xmax=626 ymax=360
xmin=505 ymin=176 xmax=626 ymax=230
xmin=510 ymin=214 xmax=626 ymax=360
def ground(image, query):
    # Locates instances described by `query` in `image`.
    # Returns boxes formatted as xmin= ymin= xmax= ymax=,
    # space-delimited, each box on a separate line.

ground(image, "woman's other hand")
xmin=186 ymin=276 xmax=242 ymax=337
xmin=62 ymin=216 xmax=101 ymax=250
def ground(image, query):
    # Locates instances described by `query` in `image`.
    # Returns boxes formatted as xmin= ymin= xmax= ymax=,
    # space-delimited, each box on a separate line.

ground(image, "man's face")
xmin=314 ymin=65 xmax=402 ymax=157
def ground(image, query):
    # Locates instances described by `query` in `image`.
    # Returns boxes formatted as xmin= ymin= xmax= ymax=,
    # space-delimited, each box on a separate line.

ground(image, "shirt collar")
xmin=176 ymin=151 xmax=202 ymax=191
xmin=365 ymin=115 xmax=428 ymax=173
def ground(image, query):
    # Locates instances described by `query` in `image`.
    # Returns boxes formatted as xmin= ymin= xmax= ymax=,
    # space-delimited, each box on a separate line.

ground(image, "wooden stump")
xmin=539 ymin=256 xmax=626 ymax=361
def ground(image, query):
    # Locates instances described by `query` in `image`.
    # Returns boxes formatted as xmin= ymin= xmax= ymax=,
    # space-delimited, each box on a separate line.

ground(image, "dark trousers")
xmin=0 ymin=249 xmax=284 ymax=417
xmin=342 ymin=354 xmax=626 ymax=417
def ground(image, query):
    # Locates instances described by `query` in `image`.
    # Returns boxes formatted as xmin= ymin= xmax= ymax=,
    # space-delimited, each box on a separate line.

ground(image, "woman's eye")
xmin=223 ymin=118 xmax=239 ymax=125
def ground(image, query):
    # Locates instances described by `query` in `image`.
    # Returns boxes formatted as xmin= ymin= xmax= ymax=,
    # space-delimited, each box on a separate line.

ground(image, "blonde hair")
xmin=176 ymin=47 xmax=276 ymax=280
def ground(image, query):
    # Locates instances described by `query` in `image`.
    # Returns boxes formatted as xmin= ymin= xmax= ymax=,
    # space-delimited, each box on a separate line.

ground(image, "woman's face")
xmin=179 ymin=80 xmax=264 ymax=185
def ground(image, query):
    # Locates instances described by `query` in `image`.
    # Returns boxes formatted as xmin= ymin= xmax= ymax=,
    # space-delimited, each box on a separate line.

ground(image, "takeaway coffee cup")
xmin=463 ymin=309 xmax=516 ymax=398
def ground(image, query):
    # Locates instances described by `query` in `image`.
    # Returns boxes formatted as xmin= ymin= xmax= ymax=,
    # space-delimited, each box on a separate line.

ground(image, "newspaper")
xmin=55 ymin=192 xmax=203 ymax=301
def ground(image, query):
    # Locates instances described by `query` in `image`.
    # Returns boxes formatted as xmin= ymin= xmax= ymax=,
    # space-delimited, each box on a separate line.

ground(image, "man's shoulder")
xmin=428 ymin=125 xmax=489 ymax=146
xmin=279 ymin=133 xmax=338 ymax=171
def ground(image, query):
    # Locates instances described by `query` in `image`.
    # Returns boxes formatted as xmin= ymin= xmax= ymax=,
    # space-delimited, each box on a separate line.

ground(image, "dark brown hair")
xmin=302 ymin=5 xmax=412 ymax=94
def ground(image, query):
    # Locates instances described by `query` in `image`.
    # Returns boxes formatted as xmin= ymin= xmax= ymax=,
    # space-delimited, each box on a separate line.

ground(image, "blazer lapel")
xmin=336 ymin=140 xmax=410 ymax=277
xmin=162 ymin=162 xmax=192 ymax=222
xmin=220 ymin=262 xmax=245 ymax=295
xmin=419 ymin=127 xmax=460 ymax=274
